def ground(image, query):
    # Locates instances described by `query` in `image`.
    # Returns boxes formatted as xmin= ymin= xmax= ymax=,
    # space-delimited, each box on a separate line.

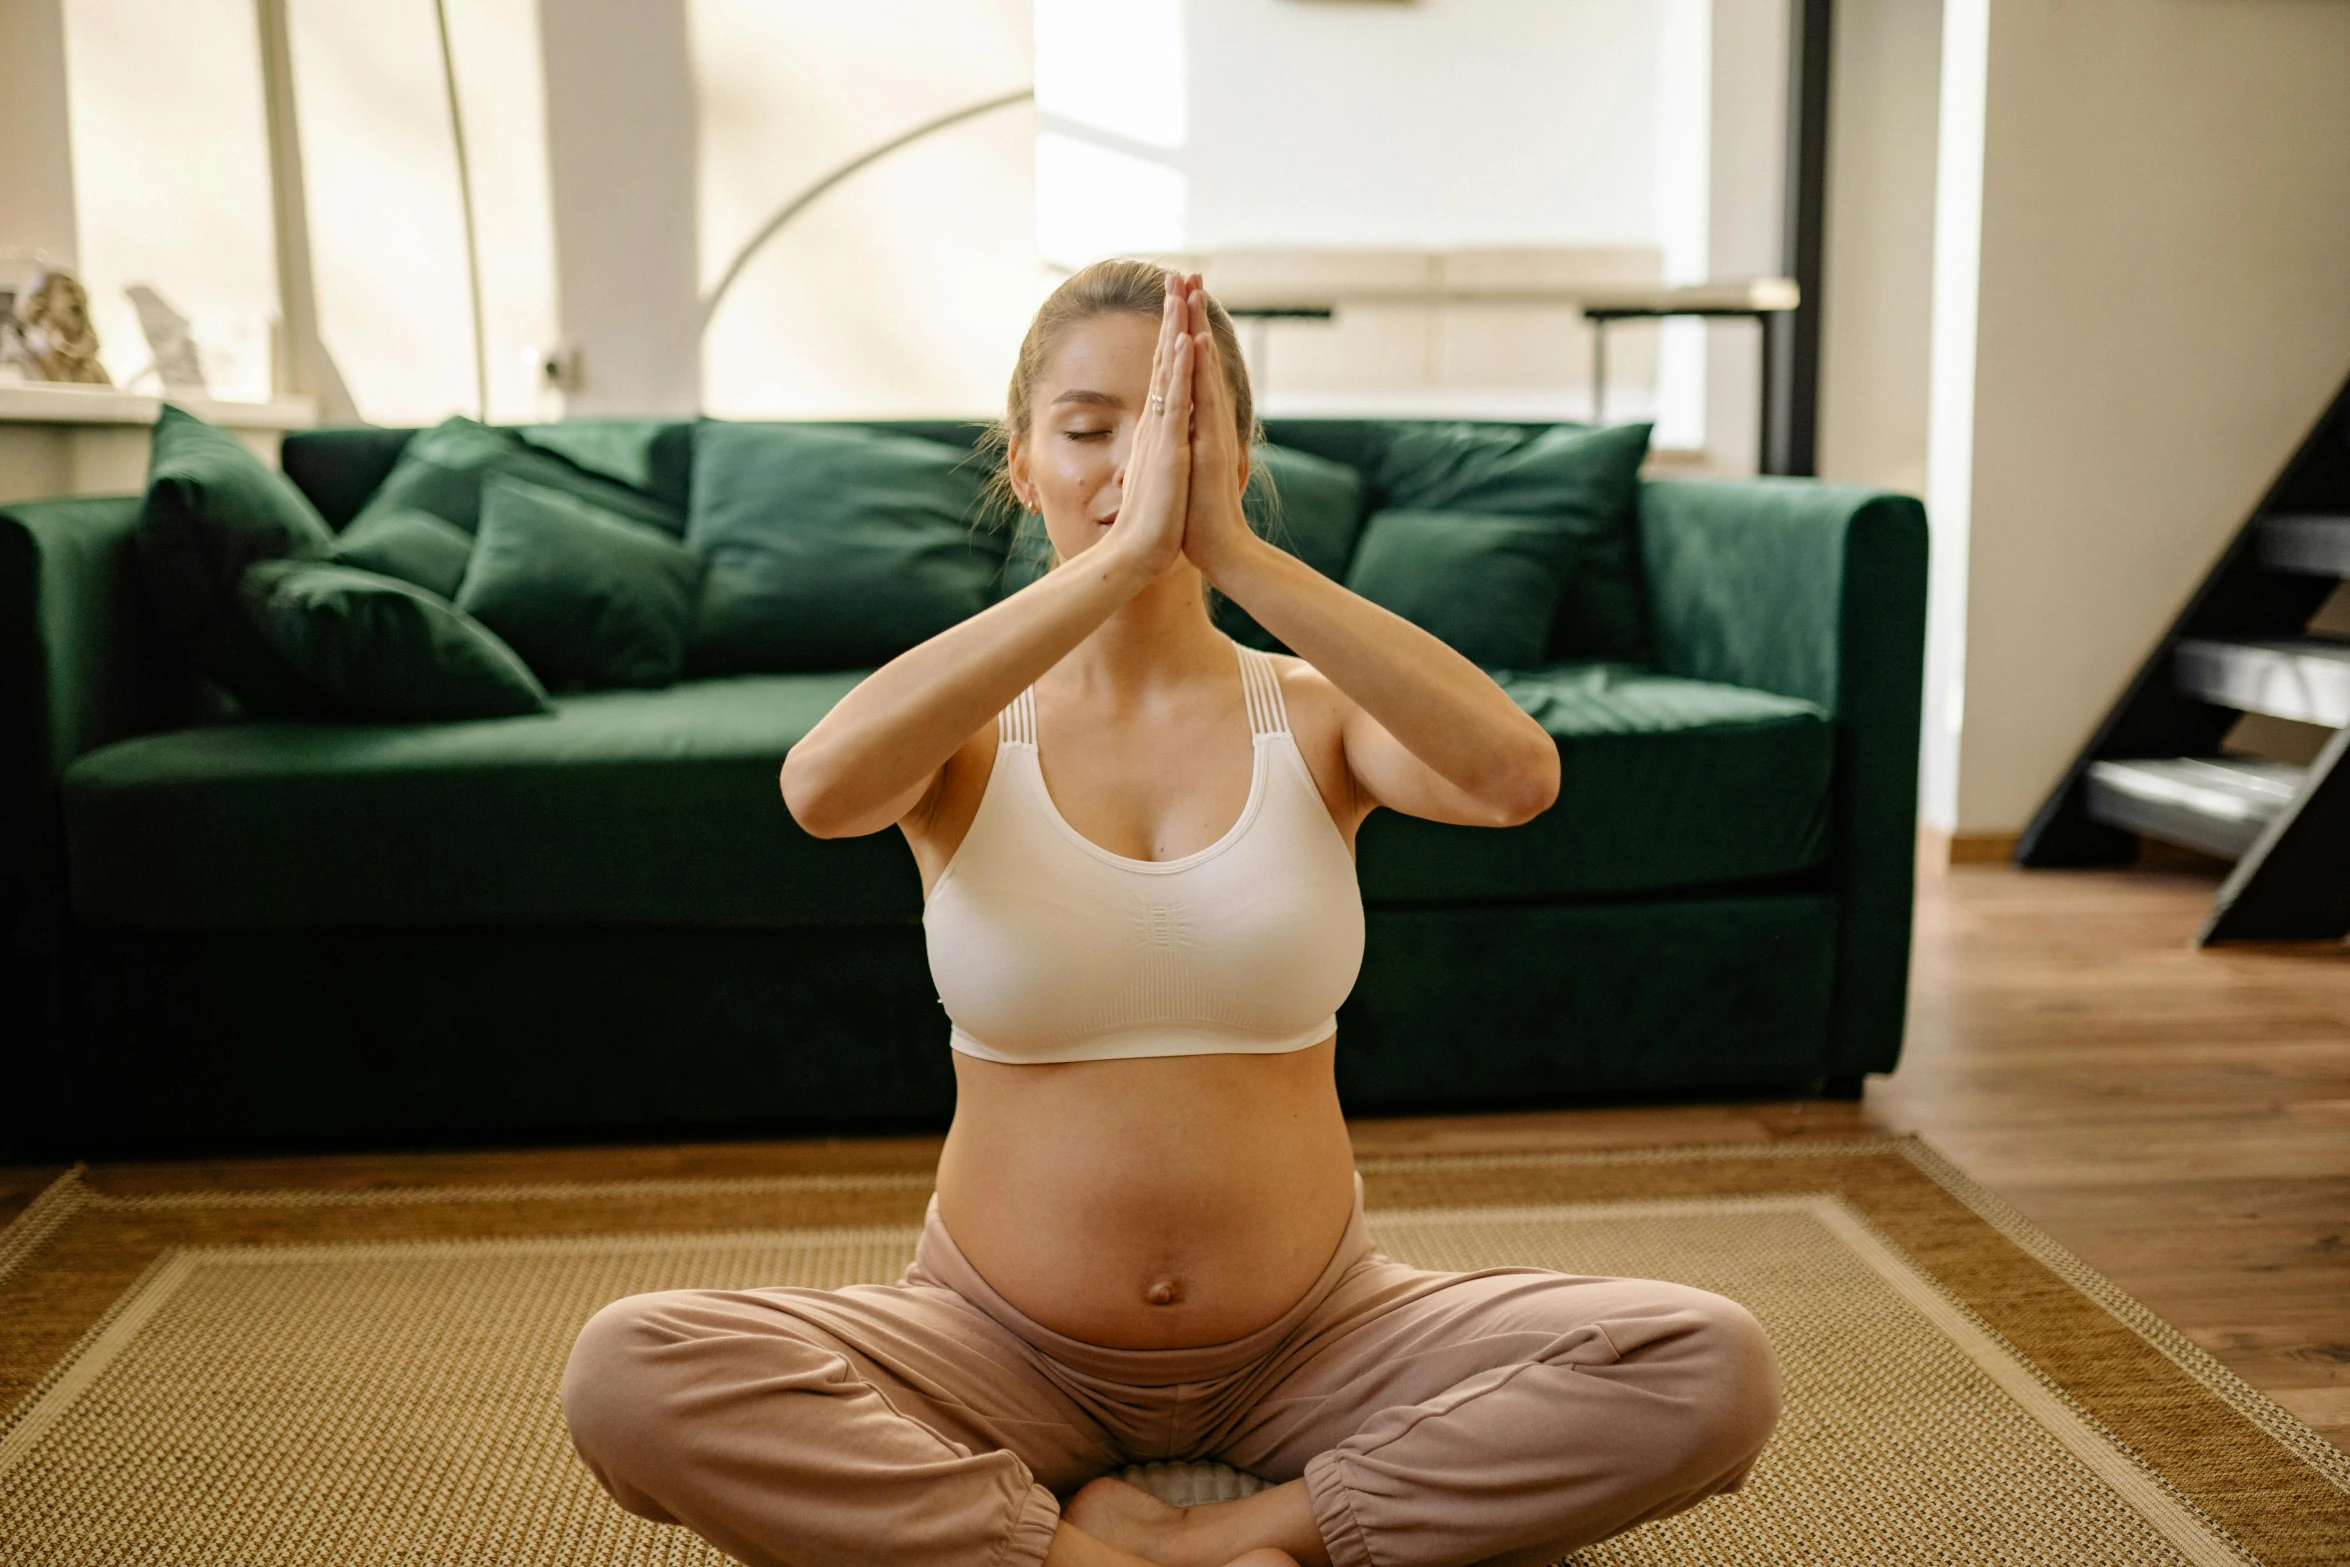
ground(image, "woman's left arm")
xmin=1204 ymin=531 xmax=1560 ymax=828
xmin=1176 ymin=283 xmax=1559 ymax=830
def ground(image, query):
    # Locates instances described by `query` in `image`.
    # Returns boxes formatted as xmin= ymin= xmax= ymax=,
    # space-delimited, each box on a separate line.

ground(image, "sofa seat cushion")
xmin=63 ymin=674 xmax=920 ymax=931
xmin=1357 ymin=663 xmax=1833 ymax=903
xmin=65 ymin=662 xmax=1830 ymax=931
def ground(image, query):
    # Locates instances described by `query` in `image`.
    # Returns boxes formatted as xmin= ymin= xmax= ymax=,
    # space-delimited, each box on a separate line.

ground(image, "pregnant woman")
xmin=562 ymin=261 xmax=1781 ymax=1567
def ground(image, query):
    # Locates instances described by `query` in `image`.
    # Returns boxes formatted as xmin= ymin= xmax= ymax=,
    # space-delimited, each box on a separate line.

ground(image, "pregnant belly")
xmin=934 ymin=1039 xmax=1358 ymax=1349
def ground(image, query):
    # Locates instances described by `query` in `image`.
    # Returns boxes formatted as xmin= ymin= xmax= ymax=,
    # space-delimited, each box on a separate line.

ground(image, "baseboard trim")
xmin=1919 ymin=828 xmax=2021 ymax=868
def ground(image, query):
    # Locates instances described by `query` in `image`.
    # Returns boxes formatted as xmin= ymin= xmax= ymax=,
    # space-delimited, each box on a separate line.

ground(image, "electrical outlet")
xmin=525 ymin=343 xmax=582 ymax=392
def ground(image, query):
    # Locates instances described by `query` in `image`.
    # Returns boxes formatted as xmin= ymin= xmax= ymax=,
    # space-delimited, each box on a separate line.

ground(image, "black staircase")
xmin=2017 ymin=370 xmax=2350 ymax=943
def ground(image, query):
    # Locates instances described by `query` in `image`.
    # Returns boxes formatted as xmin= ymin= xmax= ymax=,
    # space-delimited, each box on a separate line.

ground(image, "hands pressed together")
xmin=1097 ymin=271 xmax=1257 ymax=591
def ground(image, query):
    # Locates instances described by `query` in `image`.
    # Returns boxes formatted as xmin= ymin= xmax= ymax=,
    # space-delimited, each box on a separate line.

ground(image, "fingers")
xmin=1181 ymin=275 xmax=1233 ymax=447
xmin=1126 ymin=280 xmax=1184 ymax=487
xmin=1145 ymin=272 xmax=1183 ymax=413
xmin=1165 ymin=329 xmax=1195 ymax=429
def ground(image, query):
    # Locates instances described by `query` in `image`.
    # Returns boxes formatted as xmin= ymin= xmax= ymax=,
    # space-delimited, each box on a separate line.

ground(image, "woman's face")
xmin=1008 ymin=310 xmax=1160 ymax=565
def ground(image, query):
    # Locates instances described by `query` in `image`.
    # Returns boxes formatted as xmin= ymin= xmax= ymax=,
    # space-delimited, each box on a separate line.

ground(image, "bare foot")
xmin=1064 ymin=1476 xmax=1187 ymax=1557
xmin=1052 ymin=1486 xmax=1298 ymax=1567
xmin=1061 ymin=1475 xmax=1322 ymax=1567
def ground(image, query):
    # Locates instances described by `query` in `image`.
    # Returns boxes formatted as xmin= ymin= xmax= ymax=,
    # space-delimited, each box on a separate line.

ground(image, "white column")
xmin=1920 ymin=0 xmax=1987 ymax=834
xmin=538 ymin=0 xmax=700 ymax=416
xmin=0 ymin=0 xmax=81 ymax=276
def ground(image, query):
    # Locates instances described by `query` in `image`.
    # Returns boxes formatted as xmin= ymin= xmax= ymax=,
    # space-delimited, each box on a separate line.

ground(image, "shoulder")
xmin=1262 ymin=651 xmax=1357 ymax=750
xmin=1264 ymin=651 xmax=1343 ymax=713
xmin=1260 ymin=652 xmax=1368 ymax=826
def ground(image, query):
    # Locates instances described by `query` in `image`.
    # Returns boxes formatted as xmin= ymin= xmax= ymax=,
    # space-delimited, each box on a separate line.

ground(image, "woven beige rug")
xmin=2 ymin=1139 xmax=2345 ymax=1565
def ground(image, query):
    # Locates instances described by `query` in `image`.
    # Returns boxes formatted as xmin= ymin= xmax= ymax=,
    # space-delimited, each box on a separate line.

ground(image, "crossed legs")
xmin=561 ymin=1263 xmax=1780 ymax=1567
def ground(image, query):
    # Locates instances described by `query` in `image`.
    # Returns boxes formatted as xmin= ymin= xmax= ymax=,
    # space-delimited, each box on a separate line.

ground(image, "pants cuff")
xmin=1303 ymin=1450 xmax=1373 ymax=1567
xmin=994 ymin=1480 xmax=1063 ymax=1567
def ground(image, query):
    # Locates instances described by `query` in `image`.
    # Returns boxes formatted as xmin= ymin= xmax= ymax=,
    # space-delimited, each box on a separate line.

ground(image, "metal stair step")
xmin=2258 ymin=514 xmax=2350 ymax=577
xmin=2174 ymin=636 xmax=2350 ymax=727
xmin=2085 ymin=756 xmax=2307 ymax=860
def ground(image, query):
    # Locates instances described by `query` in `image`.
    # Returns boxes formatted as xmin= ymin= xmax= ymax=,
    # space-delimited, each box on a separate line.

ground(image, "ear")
xmin=1006 ymin=436 xmax=1038 ymax=512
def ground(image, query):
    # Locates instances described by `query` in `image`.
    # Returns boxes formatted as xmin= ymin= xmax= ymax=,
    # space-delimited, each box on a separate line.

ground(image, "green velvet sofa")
xmin=0 ymin=418 xmax=1927 ymax=1158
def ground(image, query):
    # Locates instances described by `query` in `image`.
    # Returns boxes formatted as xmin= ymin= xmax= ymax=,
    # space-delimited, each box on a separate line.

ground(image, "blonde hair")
xmin=977 ymin=261 xmax=1269 ymax=587
xmin=1002 ymin=258 xmax=1255 ymax=449
xmin=982 ymin=259 xmax=1269 ymax=577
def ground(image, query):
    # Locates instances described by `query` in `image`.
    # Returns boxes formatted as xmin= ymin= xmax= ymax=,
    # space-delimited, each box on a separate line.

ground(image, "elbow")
xmin=779 ymin=750 xmax=853 ymax=839
xmin=1487 ymin=736 xmax=1560 ymax=827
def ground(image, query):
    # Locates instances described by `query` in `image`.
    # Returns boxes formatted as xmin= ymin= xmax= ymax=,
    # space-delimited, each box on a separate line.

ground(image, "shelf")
xmin=0 ymin=382 xmax=316 ymax=431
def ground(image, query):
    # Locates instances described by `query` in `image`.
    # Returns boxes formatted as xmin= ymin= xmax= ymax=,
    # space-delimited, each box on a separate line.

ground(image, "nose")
xmin=1110 ymin=423 xmax=1135 ymax=493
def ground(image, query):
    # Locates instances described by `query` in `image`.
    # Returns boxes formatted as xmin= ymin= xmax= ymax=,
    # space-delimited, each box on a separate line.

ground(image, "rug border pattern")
xmin=5 ymin=1135 xmax=2346 ymax=1560
xmin=0 ymin=1188 xmax=2263 ymax=1567
xmin=1353 ymin=1137 xmax=2350 ymax=1500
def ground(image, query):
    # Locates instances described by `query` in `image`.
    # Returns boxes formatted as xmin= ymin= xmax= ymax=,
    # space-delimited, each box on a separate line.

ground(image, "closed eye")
xmin=1063 ymin=428 xmax=1112 ymax=442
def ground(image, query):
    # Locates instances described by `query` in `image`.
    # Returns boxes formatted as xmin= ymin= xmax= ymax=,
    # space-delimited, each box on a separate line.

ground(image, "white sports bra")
xmin=924 ymin=645 xmax=1365 ymax=1065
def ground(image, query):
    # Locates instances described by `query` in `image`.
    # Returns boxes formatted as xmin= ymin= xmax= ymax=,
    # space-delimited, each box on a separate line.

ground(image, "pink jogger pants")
xmin=561 ymin=1183 xmax=1782 ymax=1567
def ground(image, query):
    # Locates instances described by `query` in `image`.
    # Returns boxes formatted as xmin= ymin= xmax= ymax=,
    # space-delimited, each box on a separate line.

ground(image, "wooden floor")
xmin=1879 ymin=857 xmax=2350 ymax=1450
xmin=4 ymin=857 xmax=2346 ymax=1451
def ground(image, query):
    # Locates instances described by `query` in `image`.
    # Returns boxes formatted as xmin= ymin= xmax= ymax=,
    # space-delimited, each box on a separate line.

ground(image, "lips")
xmin=1095 ymin=512 xmax=1118 ymax=529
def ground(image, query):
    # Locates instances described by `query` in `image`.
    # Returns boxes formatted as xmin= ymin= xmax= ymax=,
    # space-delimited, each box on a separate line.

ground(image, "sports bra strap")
xmin=998 ymin=685 xmax=1038 ymax=748
xmin=1239 ymin=646 xmax=1291 ymax=737
xmin=999 ymin=647 xmax=1284 ymax=748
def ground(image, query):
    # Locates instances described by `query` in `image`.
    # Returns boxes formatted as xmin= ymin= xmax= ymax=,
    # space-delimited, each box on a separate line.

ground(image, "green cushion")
xmin=1344 ymin=509 xmax=1570 ymax=669
xmin=1218 ymin=442 xmax=1368 ymax=650
xmin=134 ymin=404 xmax=337 ymax=715
xmin=329 ymin=506 xmax=473 ymax=598
xmin=456 ymin=477 xmax=704 ymax=690
xmin=514 ymin=420 xmax=696 ymax=514
xmin=281 ymin=426 xmax=422 ymax=529
xmin=64 ymin=660 xmax=1829 ymax=931
xmin=62 ymin=673 xmax=917 ymax=930
xmin=238 ymin=559 xmax=550 ymax=721
xmin=686 ymin=421 xmax=1000 ymax=673
xmin=1375 ymin=420 xmax=1654 ymax=660
xmin=351 ymin=416 xmax=685 ymax=538
xmin=1357 ymin=662 xmax=1833 ymax=903
xmin=1247 ymin=442 xmax=1366 ymax=577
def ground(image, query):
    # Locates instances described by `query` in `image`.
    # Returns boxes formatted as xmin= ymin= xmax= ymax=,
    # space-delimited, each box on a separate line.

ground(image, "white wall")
xmin=1037 ymin=0 xmax=1788 ymax=450
xmin=282 ymin=0 xmax=559 ymax=426
xmin=0 ymin=0 xmax=80 ymax=277
xmin=12 ymin=0 xmax=1800 ymax=452
xmin=1925 ymin=0 xmax=2350 ymax=834
xmin=1182 ymin=0 xmax=1662 ymax=252
xmin=692 ymin=0 xmax=1047 ymax=420
xmin=541 ymin=0 xmax=697 ymax=417
xmin=58 ymin=0 xmax=280 ymax=399
xmin=1816 ymin=0 xmax=1939 ymax=496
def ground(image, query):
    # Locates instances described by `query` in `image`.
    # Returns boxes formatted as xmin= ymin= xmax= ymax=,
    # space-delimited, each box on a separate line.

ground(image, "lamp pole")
xmin=1767 ymin=0 xmax=1833 ymax=477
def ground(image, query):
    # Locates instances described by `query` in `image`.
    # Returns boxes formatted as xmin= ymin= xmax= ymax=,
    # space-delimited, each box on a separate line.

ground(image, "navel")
xmin=1143 ymin=1276 xmax=1187 ymax=1308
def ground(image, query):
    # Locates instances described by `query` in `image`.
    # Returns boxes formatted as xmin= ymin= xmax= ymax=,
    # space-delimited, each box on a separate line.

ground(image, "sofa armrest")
xmin=1 ymin=494 xmax=176 ymax=1157
xmin=1637 ymin=477 xmax=1929 ymax=1079
xmin=1 ymin=495 xmax=176 ymax=782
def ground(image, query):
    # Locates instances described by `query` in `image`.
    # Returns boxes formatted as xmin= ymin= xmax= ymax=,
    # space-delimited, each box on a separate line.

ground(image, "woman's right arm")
xmin=781 ymin=284 xmax=1198 ymax=840
xmin=780 ymin=539 xmax=1154 ymax=839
